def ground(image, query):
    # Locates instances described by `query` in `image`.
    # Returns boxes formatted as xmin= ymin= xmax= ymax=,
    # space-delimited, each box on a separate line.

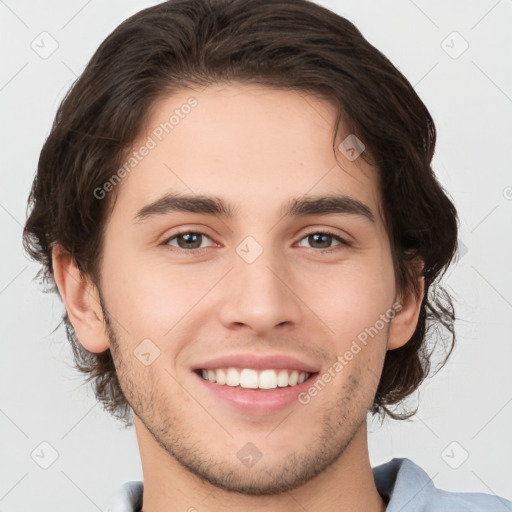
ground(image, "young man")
xmin=22 ymin=0 xmax=511 ymax=510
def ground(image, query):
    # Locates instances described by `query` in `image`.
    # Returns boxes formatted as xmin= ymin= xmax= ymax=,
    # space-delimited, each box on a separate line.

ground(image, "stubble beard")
xmin=100 ymin=295 xmax=374 ymax=496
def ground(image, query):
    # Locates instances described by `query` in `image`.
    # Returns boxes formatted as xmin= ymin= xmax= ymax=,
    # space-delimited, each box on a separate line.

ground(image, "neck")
xmin=134 ymin=416 xmax=387 ymax=512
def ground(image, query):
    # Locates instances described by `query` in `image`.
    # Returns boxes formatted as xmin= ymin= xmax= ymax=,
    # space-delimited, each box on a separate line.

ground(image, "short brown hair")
xmin=23 ymin=0 xmax=458 ymax=426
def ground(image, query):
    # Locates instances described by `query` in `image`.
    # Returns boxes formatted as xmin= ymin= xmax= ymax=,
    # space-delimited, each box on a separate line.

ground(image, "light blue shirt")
xmin=107 ymin=457 xmax=512 ymax=511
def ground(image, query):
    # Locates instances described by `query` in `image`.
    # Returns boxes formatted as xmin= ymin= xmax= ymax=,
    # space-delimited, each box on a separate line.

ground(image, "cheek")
xmin=102 ymin=233 xmax=396 ymax=347
xmin=302 ymin=256 xmax=396 ymax=336
xmin=102 ymin=253 xmax=224 ymax=343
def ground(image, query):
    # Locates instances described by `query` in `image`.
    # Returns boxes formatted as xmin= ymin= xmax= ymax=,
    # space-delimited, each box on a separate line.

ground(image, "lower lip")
xmin=193 ymin=371 xmax=319 ymax=415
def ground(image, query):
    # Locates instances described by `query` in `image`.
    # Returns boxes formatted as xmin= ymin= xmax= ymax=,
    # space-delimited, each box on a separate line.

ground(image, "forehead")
xmin=110 ymin=83 xmax=382 ymax=226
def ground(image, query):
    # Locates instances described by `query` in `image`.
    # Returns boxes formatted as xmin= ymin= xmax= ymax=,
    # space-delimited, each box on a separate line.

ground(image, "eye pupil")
xmin=310 ymin=233 xmax=332 ymax=248
xmin=168 ymin=231 xmax=343 ymax=253
xmin=178 ymin=233 xmax=201 ymax=249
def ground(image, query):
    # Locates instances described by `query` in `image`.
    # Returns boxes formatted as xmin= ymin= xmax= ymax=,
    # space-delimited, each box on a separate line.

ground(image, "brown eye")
xmin=297 ymin=231 xmax=349 ymax=251
xmin=165 ymin=231 xmax=213 ymax=250
xmin=306 ymin=233 xmax=335 ymax=249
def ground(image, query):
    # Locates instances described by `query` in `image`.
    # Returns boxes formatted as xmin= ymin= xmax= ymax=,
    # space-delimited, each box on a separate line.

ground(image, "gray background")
xmin=1 ymin=0 xmax=511 ymax=510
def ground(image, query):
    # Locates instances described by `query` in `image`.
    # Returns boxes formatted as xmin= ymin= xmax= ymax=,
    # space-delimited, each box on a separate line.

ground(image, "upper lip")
xmin=191 ymin=353 xmax=320 ymax=373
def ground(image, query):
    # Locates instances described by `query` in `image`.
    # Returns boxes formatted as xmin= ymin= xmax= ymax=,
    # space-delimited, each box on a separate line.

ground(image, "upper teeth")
xmin=200 ymin=368 xmax=310 ymax=389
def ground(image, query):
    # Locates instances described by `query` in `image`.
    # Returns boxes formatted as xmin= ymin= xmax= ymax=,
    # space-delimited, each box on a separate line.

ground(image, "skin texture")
xmin=52 ymin=83 xmax=423 ymax=512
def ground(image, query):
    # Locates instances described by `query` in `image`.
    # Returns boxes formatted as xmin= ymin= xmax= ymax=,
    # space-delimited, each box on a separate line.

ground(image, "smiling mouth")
xmin=194 ymin=367 xmax=318 ymax=391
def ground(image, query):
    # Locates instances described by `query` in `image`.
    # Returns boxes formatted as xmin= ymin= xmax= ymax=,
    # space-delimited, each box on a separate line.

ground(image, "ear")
xmin=52 ymin=244 xmax=110 ymax=353
xmin=387 ymin=269 xmax=425 ymax=351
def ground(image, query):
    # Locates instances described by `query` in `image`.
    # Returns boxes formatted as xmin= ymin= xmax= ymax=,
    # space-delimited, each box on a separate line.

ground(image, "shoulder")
xmin=373 ymin=457 xmax=512 ymax=511
xmin=106 ymin=481 xmax=143 ymax=512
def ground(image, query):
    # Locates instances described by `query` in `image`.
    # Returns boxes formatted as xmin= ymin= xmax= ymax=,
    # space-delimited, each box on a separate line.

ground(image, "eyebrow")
xmin=134 ymin=192 xmax=375 ymax=223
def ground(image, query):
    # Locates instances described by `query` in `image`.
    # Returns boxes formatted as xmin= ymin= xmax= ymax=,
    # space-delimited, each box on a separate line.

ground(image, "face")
xmin=96 ymin=83 xmax=400 ymax=493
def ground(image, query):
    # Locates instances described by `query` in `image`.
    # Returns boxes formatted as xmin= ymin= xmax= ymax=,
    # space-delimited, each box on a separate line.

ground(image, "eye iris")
xmin=309 ymin=233 xmax=332 ymax=248
xmin=172 ymin=233 xmax=337 ymax=250
xmin=178 ymin=233 xmax=202 ymax=249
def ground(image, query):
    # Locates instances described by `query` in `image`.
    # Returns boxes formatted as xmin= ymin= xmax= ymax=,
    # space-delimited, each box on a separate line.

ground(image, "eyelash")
xmin=162 ymin=229 xmax=351 ymax=255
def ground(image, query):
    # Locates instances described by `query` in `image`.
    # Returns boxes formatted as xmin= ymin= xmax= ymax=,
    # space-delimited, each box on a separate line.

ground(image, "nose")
xmin=217 ymin=244 xmax=303 ymax=334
